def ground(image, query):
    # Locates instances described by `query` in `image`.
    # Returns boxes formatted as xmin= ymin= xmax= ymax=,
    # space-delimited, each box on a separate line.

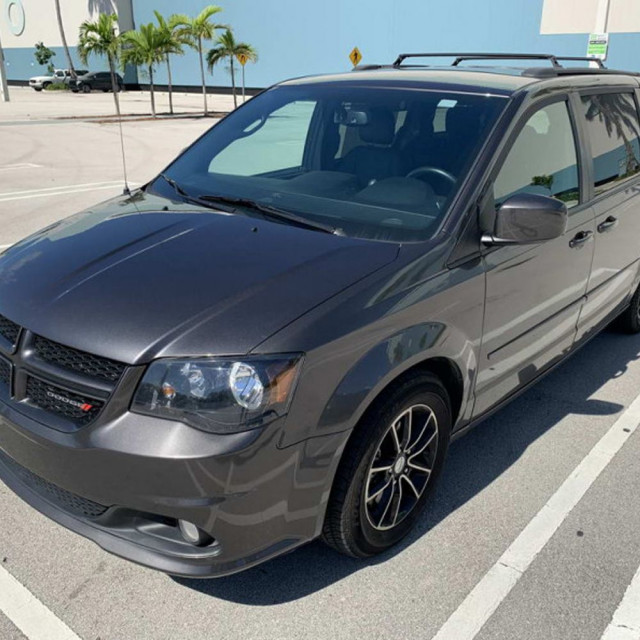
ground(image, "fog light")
xmin=178 ymin=519 xmax=214 ymax=546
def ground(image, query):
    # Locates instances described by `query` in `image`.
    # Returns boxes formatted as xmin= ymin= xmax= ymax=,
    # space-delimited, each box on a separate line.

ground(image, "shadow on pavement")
xmin=173 ymin=328 xmax=640 ymax=605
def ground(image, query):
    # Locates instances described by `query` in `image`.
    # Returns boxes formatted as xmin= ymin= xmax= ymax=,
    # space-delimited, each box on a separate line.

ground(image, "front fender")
xmin=270 ymin=255 xmax=484 ymax=449
xmin=261 ymin=248 xmax=485 ymax=538
xmin=318 ymin=322 xmax=462 ymax=429
xmin=280 ymin=319 xmax=479 ymax=541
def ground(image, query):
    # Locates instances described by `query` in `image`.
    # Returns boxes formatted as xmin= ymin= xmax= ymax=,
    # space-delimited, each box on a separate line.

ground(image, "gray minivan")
xmin=1 ymin=53 xmax=640 ymax=577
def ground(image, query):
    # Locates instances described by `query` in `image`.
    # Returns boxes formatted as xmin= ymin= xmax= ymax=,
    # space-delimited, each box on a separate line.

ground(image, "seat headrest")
xmin=395 ymin=104 xmax=436 ymax=147
xmin=360 ymin=107 xmax=396 ymax=145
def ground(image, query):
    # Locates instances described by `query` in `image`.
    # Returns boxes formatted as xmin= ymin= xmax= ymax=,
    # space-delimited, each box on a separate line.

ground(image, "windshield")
xmin=154 ymin=83 xmax=507 ymax=242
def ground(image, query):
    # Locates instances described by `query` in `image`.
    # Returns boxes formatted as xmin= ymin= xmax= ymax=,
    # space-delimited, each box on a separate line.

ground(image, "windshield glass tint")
xmin=158 ymin=84 xmax=507 ymax=242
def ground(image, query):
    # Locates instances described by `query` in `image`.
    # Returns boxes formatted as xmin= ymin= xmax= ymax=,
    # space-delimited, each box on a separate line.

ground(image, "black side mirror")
xmin=482 ymin=193 xmax=568 ymax=246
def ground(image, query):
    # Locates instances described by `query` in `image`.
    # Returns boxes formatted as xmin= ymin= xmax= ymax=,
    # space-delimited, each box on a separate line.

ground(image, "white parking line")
xmin=601 ymin=563 xmax=640 ymax=640
xmin=0 ymin=565 xmax=81 ymax=640
xmin=431 ymin=392 xmax=640 ymax=640
xmin=0 ymin=163 xmax=42 ymax=171
xmin=0 ymin=181 xmax=131 ymax=203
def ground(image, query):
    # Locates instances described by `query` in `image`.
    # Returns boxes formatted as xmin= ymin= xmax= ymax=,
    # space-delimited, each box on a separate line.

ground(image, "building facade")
xmin=1 ymin=0 xmax=640 ymax=89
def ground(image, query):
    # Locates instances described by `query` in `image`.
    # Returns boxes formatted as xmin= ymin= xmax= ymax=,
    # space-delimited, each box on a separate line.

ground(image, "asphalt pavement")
xmin=1 ymin=88 xmax=640 ymax=640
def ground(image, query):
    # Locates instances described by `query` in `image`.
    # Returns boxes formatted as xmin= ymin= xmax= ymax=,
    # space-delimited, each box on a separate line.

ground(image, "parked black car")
xmin=2 ymin=53 xmax=640 ymax=577
xmin=71 ymin=71 xmax=124 ymax=93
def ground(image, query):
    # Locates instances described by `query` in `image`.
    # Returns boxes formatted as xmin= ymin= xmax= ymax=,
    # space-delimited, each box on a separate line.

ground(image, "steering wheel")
xmin=406 ymin=166 xmax=457 ymax=191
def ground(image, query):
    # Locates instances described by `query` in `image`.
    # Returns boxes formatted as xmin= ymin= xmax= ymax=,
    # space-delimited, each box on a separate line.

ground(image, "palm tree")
xmin=206 ymin=30 xmax=257 ymax=108
xmin=54 ymin=0 xmax=76 ymax=77
xmin=78 ymin=13 xmax=122 ymax=115
xmin=173 ymin=6 xmax=224 ymax=116
xmin=154 ymin=11 xmax=187 ymax=115
xmin=121 ymin=24 xmax=171 ymax=117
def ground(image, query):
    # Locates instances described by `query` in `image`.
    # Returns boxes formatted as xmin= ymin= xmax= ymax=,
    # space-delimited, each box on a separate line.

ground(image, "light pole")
xmin=0 ymin=31 xmax=10 ymax=102
xmin=594 ymin=0 xmax=611 ymax=32
xmin=591 ymin=0 xmax=611 ymax=68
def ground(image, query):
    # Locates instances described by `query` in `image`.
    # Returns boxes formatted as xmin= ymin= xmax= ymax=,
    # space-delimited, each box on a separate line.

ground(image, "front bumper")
xmin=0 ymin=398 xmax=347 ymax=577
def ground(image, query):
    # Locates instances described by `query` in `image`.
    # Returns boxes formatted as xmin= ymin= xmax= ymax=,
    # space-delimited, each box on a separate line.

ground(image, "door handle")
xmin=569 ymin=230 xmax=594 ymax=248
xmin=597 ymin=215 xmax=618 ymax=233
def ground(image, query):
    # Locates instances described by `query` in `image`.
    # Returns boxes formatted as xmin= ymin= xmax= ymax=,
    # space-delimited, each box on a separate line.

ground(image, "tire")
xmin=33 ymin=87 xmax=42 ymax=92
xmin=42 ymin=82 xmax=50 ymax=90
xmin=322 ymin=372 xmax=451 ymax=558
xmin=82 ymin=84 xmax=91 ymax=94
xmin=616 ymin=285 xmax=640 ymax=333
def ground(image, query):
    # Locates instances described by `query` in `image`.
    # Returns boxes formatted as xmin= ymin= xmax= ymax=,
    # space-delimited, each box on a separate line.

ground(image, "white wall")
xmin=0 ymin=0 xmax=118 ymax=48
xmin=541 ymin=0 xmax=640 ymax=34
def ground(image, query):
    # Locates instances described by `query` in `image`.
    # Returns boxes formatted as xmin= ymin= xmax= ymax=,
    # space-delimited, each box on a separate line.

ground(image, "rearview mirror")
xmin=333 ymin=107 xmax=369 ymax=126
xmin=482 ymin=193 xmax=568 ymax=246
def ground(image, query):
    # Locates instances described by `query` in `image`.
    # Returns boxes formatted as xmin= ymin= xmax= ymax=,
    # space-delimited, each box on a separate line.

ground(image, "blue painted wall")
xmin=4 ymin=46 xmax=88 ymax=81
xmin=4 ymin=45 xmax=136 ymax=83
xmin=132 ymin=0 xmax=640 ymax=89
xmin=6 ymin=0 xmax=640 ymax=87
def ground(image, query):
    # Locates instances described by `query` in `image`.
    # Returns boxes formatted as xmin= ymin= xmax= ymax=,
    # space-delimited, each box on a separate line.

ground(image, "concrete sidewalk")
xmin=0 ymin=86 xmax=238 ymax=122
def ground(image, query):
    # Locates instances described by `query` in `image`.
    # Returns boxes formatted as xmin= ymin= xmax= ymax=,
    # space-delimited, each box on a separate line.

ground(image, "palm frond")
xmin=77 ymin=13 xmax=120 ymax=65
xmin=206 ymin=29 xmax=258 ymax=71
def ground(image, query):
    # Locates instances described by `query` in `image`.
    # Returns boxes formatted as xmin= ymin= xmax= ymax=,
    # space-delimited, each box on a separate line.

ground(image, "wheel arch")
xmin=350 ymin=356 xmax=464 ymax=436
xmin=312 ymin=323 xmax=473 ymax=444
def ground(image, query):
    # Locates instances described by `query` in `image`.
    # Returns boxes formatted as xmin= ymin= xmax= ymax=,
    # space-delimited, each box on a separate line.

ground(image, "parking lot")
xmin=2 ymin=87 xmax=640 ymax=640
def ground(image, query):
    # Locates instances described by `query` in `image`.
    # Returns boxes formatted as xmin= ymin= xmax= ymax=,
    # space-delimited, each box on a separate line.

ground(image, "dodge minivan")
xmin=2 ymin=53 xmax=640 ymax=577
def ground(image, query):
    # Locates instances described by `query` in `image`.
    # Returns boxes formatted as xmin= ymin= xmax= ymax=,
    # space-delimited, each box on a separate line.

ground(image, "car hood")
xmin=0 ymin=191 xmax=398 ymax=363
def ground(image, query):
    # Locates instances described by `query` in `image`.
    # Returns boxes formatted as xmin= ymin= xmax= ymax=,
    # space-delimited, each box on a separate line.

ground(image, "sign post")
xmin=349 ymin=47 xmax=362 ymax=68
xmin=0 ymin=31 xmax=9 ymax=102
xmin=236 ymin=52 xmax=248 ymax=103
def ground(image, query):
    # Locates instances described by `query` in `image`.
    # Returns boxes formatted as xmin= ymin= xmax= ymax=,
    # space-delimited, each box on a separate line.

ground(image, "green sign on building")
xmin=587 ymin=33 xmax=609 ymax=60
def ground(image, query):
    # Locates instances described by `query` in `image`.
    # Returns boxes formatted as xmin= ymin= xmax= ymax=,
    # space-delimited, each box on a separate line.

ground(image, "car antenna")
xmin=113 ymin=83 xmax=130 ymax=196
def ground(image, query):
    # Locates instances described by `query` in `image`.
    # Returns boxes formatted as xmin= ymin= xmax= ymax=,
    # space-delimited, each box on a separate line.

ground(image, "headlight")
xmin=131 ymin=354 xmax=303 ymax=434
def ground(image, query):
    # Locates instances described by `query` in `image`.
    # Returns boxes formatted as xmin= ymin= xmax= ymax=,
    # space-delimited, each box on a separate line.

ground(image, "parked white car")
xmin=28 ymin=69 xmax=87 ymax=91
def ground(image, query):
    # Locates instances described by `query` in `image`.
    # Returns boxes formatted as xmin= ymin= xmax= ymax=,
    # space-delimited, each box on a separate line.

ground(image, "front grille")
xmin=25 ymin=377 xmax=103 ymax=426
xmin=0 ymin=313 xmax=123 ymax=428
xmin=0 ymin=314 xmax=20 ymax=346
xmin=33 ymin=335 xmax=126 ymax=383
xmin=0 ymin=358 xmax=10 ymax=386
xmin=0 ymin=450 xmax=109 ymax=519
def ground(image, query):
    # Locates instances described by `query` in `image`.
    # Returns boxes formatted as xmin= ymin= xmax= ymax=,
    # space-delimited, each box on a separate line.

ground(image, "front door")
xmin=474 ymin=97 xmax=595 ymax=417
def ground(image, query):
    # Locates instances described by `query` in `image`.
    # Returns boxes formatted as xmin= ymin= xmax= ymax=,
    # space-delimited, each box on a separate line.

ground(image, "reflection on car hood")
xmin=0 ymin=191 xmax=398 ymax=363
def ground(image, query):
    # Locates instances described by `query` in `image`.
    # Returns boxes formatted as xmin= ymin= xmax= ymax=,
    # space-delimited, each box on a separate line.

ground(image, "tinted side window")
xmin=581 ymin=93 xmax=640 ymax=196
xmin=494 ymin=101 xmax=579 ymax=209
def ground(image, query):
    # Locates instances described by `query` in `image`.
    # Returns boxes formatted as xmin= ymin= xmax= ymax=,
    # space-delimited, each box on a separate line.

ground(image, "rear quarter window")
xmin=581 ymin=92 xmax=640 ymax=196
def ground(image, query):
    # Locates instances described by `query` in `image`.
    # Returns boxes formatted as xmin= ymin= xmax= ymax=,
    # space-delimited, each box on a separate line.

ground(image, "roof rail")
xmin=392 ymin=52 xmax=606 ymax=69
xmin=555 ymin=56 xmax=605 ymax=68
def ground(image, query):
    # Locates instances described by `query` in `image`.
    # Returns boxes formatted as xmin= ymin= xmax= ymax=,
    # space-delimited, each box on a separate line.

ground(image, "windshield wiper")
xmin=197 ymin=194 xmax=339 ymax=235
xmin=156 ymin=176 xmax=338 ymax=235
xmin=157 ymin=174 xmax=235 ymax=213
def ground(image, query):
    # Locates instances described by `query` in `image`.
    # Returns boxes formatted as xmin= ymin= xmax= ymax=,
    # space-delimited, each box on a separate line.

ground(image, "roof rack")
xmin=392 ymin=52 xmax=605 ymax=69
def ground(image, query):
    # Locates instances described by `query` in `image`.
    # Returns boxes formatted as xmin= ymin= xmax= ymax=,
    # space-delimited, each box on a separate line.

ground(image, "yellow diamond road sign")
xmin=349 ymin=47 xmax=362 ymax=67
xmin=236 ymin=53 xmax=249 ymax=66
